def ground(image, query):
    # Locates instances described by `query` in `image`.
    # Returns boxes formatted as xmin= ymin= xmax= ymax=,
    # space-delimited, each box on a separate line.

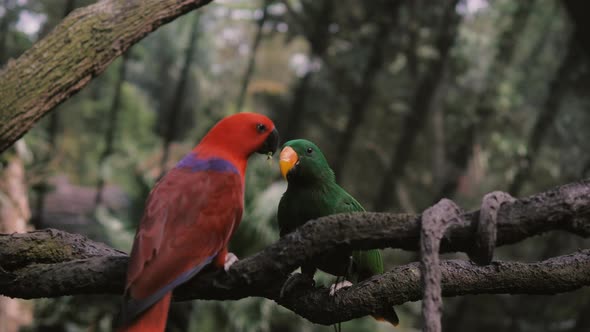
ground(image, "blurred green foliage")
xmin=1 ymin=0 xmax=589 ymax=331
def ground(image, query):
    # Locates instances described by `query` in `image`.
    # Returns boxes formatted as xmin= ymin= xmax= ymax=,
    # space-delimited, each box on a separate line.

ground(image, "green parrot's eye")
xmin=306 ymin=147 xmax=313 ymax=154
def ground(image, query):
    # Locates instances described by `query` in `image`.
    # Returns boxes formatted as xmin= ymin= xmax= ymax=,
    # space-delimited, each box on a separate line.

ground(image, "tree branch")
xmin=272 ymin=250 xmax=590 ymax=325
xmin=0 ymin=179 xmax=589 ymax=324
xmin=0 ymin=0 xmax=213 ymax=153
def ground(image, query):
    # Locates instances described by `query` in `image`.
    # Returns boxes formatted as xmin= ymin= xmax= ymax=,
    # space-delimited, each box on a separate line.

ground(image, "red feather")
xmin=117 ymin=113 xmax=277 ymax=331
xmin=120 ymin=293 xmax=171 ymax=332
xmin=118 ymin=168 xmax=243 ymax=331
xmin=127 ymin=168 xmax=243 ymax=297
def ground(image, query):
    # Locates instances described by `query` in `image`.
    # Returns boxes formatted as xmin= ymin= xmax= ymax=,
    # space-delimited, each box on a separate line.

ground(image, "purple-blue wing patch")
xmin=175 ymin=153 xmax=238 ymax=174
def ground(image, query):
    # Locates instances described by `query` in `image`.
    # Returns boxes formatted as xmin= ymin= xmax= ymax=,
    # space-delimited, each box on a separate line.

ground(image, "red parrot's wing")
xmin=122 ymin=158 xmax=243 ymax=322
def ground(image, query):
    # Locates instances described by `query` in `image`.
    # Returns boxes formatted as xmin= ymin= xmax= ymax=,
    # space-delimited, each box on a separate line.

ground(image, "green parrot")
xmin=277 ymin=139 xmax=399 ymax=326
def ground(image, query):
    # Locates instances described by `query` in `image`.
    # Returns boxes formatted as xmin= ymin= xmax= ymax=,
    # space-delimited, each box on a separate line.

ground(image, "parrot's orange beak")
xmin=279 ymin=146 xmax=299 ymax=179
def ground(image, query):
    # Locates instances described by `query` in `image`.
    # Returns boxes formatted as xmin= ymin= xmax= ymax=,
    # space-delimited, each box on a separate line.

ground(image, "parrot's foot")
xmin=224 ymin=252 xmax=239 ymax=272
xmin=280 ymin=273 xmax=315 ymax=298
xmin=329 ymin=280 xmax=352 ymax=296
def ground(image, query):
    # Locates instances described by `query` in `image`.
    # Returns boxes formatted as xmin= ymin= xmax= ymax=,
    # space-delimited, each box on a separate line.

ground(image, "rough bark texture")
xmin=45 ymin=0 xmax=77 ymax=152
xmin=420 ymin=192 xmax=516 ymax=332
xmin=0 ymin=0 xmax=213 ymax=153
xmin=271 ymin=251 xmax=590 ymax=325
xmin=0 ymin=179 xmax=589 ymax=324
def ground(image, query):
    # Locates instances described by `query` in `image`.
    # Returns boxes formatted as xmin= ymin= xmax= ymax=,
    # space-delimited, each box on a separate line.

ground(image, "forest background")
xmin=0 ymin=0 xmax=589 ymax=331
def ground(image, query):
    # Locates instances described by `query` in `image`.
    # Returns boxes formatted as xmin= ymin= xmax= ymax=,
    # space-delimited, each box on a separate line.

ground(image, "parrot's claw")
xmin=224 ymin=252 xmax=239 ymax=272
xmin=280 ymin=273 xmax=315 ymax=298
xmin=329 ymin=280 xmax=352 ymax=296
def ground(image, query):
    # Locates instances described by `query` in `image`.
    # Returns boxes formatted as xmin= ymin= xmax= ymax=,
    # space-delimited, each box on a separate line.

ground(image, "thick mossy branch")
xmin=0 ymin=179 xmax=589 ymax=324
xmin=0 ymin=229 xmax=126 ymax=270
xmin=0 ymin=0 xmax=213 ymax=153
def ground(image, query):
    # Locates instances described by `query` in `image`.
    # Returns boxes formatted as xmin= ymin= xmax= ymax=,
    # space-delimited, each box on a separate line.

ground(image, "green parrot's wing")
xmin=277 ymin=193 xmax=294 ymax=237
xmin=328 ymin=185 xmax=365 ymax=213
xmin=333 ymin=188 xmax=384 ymax=281
xmin=352 ymin=249 xmax=384 ymax=280
xmin=333 ymin=190 xmax=365 ymax=213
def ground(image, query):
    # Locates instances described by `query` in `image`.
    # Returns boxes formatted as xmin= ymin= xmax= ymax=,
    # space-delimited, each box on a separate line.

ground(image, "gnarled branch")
xmin=0 ymin=179 xmax=589 ymax=324
xmin=273 ymin=250 xmax=590 ymax=325
xmin=0 ymin=0 xmax=213 ymax=153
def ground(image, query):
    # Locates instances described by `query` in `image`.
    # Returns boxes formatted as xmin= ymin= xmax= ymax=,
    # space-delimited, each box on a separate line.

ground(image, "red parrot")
xmin=117 ymin=113 xmax=279 ymax=332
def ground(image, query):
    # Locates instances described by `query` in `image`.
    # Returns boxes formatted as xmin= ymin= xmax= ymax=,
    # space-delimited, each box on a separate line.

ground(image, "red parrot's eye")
xmin=256 ymin=123 xmax=267 ymax=133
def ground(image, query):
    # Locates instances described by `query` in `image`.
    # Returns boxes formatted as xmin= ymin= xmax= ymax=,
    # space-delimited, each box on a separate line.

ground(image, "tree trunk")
xmin=280 ymin=0 xmax=333 ymax=141
xmin=0 ymin=0 xmax=14 ymax=65
xmin=332 ymin=0 xmax=403 ymax=181
xmin=281 ymin=70 xmax=312 ymax=141
xmin=159 ymin=14 xmax=200 ymax=176
xmin=431 ymin=79 xmax=447 ymax=187
xmin=95 ymin=52 xmax=129 ymax=207
xmin=0 ymin=0 xmax=214 ymax=153
xmin=508 ymin=35 xmax=579 ymax=195
xmin=34 ymin=0 xmax=78 ymax=227
xmin=0 ymin=142 xmax=32 ymax=332
xmin=373 ymin=0 xmax=461 ymax=211
xmin=45 ymin=0 xmax=78 ymax=144
xmin=563 ymin=0 xmax=590 ymax=58
xmin=434 ymin=0 xmax=536 ymax=201
xmin=235 ymin=0 xmax=269 ymax=113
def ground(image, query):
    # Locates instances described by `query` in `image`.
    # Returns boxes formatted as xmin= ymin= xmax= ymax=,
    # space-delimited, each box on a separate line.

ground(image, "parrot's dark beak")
xmin=257 ymin=127 xmax=280 ymax=155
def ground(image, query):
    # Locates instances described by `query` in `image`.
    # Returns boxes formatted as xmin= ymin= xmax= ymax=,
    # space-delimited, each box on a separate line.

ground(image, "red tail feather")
xmin=118 ymin=292 xmax=172 ymax=332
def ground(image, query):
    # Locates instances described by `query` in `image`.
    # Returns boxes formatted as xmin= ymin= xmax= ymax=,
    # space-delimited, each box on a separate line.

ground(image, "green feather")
xmin=277 ymin=139 xmax=383 ymax=281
